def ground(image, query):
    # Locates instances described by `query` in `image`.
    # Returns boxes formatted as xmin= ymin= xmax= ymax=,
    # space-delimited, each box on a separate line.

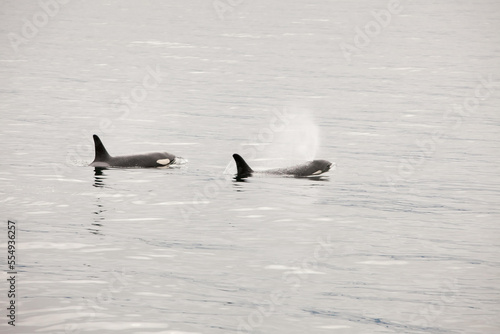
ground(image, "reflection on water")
xmin=91 ymin=200 xmax=105 ymax=235
xmin=91 ymin=168 xmax=107 ymax=235
xmin=233 ymin=176 xmax=249 ymax=183
xmin=93 ymin=167 xmax=107 ymax=188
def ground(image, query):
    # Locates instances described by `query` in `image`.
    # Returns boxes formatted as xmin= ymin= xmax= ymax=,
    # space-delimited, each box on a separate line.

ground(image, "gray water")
xmin=1 ymin=1 xmax=500 ymax=333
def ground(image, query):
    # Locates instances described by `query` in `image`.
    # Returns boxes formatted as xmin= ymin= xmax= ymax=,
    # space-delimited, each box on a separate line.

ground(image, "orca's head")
xmin=309 ymin=160 xmax=334 ymax=175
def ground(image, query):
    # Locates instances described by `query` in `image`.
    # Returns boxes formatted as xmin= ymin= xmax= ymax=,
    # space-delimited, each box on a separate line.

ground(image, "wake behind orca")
xmin=232 ymin=153 xmax=333 ymax=180
xmin=89 ymin=135 xmax=176 ymax=168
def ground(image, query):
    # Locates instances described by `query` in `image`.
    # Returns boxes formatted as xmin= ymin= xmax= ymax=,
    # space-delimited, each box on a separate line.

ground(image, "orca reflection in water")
xmin=232 ymin=153 xmax=333 ymax=180
xmin=89 ymin=135 xmax=176 ymax=168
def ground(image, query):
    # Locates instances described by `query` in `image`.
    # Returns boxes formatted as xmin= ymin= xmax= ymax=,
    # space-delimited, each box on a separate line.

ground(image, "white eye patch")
xmin=156 ymin=159 xmax=171 ymax=166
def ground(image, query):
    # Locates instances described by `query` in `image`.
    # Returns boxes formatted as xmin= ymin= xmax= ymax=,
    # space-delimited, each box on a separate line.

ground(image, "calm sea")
xmin=1 ymin=0 xmax=499 ymax=333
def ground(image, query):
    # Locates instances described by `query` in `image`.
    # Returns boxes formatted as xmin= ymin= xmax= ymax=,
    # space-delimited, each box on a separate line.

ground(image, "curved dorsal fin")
xmin=232 ymin=154 xmax=253 ymax=178
xmin=92 ymin=134 xmax=112 ymax=162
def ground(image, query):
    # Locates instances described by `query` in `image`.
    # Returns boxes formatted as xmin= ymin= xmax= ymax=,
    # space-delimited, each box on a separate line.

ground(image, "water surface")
xmin=1 ymin=0 xmax=499 ymax=333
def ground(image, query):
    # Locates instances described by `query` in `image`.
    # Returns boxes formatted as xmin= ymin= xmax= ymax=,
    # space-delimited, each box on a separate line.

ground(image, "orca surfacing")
xmin=89 ymin=135 xmax=176 ymax=168
xmin=232 ymin=153 xmax=333 ymax=180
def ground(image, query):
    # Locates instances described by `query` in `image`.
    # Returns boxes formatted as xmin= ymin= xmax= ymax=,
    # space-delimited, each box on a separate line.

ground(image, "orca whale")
xmin=89 ymin=135 xmax=176 ymax=168
xmin=232 ymin=153 xmax=333 ymax=179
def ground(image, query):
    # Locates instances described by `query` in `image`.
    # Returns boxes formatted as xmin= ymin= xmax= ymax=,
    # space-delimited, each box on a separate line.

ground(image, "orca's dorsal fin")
xmin=92 ymin=134 xmax=112 ymax=162
xmin=233 ymin=154 xmax=253 ymax=178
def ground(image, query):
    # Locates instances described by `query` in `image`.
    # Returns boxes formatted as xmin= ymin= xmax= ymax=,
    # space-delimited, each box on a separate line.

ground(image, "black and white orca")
xmin=89 ymin=135 xmax=176 ymax=168
xmin=232 ymin=153 xmax=333 ymax=179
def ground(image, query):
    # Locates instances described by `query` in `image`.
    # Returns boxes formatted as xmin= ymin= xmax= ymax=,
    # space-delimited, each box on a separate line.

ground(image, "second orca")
xmin=232 ymin=153 xmax=333 ymax=179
